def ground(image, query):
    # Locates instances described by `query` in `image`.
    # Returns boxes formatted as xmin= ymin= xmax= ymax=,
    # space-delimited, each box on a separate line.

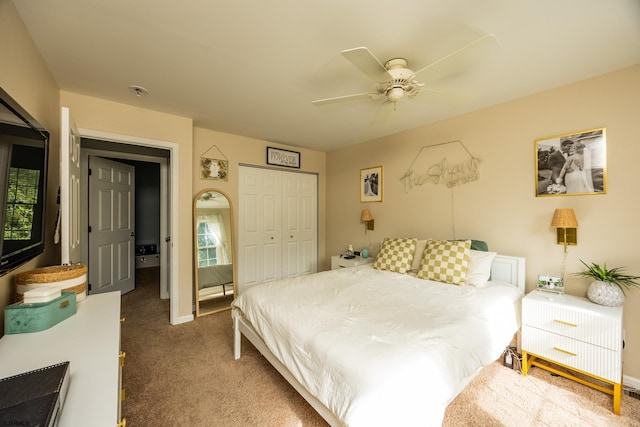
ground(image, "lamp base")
xmin=556 ymin=228 xmax=577 ymax=246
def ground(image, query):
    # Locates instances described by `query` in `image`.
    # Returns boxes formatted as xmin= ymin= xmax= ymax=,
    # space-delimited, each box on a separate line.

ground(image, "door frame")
xmin=78 ymin=128 xmax=181 ymax=324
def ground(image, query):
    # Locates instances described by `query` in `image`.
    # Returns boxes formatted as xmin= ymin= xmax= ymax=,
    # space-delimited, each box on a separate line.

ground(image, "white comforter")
xmin=232 ymin=264 xmax=522 ymax=426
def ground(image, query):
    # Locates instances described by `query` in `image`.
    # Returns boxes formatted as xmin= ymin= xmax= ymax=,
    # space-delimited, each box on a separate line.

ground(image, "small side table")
xmin=521 ymin=290 xmax=623 ymax=414
xmin=331 ymin=255 xmax=373 ymax=270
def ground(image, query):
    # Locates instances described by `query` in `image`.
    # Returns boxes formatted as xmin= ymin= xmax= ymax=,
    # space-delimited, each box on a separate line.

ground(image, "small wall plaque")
xmin=267 ymin=147 xmax=300 ymax=168
xmin=200 ymin=145 xmax=229 ymax=181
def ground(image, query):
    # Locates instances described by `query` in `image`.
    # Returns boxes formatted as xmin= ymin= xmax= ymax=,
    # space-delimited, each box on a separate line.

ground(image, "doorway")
xmin=75 ymin=128 xmax=181 ymax=324
xmin=82 ymin=140 xmax=170 ymax=298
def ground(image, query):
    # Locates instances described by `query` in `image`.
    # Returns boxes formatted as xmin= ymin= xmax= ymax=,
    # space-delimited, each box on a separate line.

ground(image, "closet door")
xmin=282 ymin=171 xmax=317 ymax=278
xmin=238 ymin=166 xmax=317 ymax=293
xmin=238 ymin=167 xmax=282 ymax=291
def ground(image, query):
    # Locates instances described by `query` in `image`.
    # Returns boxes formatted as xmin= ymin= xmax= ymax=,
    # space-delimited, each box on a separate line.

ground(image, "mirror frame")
xmin=193 ymin=188 xmax=236 ymax=317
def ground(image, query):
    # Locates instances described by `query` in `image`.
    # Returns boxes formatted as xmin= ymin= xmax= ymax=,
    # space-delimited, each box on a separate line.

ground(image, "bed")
xmin=232 ymin=239 xmax=525 ymax=426
xmin=198 ymin=264 xmax=234 ymax=300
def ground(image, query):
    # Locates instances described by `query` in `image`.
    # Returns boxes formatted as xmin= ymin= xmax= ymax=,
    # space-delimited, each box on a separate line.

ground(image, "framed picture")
xmin=360 ymin=166 xmax=383 ymax=202
xmin=535 ymin=127 xmax=607 ymax=196
xmin=537 ymin=275 xmax=564 ymax=294
xmin=267 ymin=147 xmax=300 ymax=168
xmin=200 ymin=157 xmax=228 ymax=181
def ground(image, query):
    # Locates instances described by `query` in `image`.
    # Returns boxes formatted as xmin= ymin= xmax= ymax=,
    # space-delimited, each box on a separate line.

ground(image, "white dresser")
xmin=0 ymin=292 xmax=125 ymax=426
xmin=521 ymin=290 xmax=623 ymax=414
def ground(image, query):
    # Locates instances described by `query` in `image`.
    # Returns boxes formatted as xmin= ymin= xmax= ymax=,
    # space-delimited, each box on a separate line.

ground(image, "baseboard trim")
xmin=173 ymin=313 xmax=194 ymax=325
xmin=624 ymin=374 xmax=640 ymax=390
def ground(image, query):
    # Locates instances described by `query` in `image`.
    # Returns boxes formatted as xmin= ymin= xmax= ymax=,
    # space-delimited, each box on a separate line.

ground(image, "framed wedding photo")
xmin=535 ymin=127 xmax=607 ymax=197
xmin=360 ymin=166 xmax=383 ymax=202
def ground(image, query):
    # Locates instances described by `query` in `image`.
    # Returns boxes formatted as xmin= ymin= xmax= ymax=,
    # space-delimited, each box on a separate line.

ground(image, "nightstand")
xmin=331 ymin=255 xmax=373 ymax=270
xmin=521 ymin=290 xmax=623 ymax=414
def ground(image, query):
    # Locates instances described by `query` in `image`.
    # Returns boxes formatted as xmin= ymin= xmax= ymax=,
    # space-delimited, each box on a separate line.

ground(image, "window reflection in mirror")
xmin=193 ymin=189 xmax=235 ymax=316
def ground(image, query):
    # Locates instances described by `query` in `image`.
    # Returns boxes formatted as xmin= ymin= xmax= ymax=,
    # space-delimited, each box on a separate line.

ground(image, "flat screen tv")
xmin=0 ymin=88 xmax=49 ymax=276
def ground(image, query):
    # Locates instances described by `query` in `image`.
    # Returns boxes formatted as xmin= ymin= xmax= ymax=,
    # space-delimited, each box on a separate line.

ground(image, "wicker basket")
xmin=16 ymin=264 xmax=87 ymax=303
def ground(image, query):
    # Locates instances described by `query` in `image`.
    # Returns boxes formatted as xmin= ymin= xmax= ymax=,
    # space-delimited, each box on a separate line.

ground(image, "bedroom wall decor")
xmin=200 ymin=145 xmax=229 ymax=181
xmin=360 ymin=166 xmax=383 ymax=202
xmin=401 ymin=140 xmax=480 ymax=193
xmin=360 ymin=209 xmax=374 ymax=233
xmin=266 ymin=146 xmax=300 ymax=168
xmin=551 ymin=208 xmax=578 ymax=252
xmin=535 ymin=127 xmax=607 ymax=197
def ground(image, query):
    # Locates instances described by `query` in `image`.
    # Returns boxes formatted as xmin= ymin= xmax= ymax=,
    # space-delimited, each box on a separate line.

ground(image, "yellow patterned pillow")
xmin=373 ymin=237 xmax=417 ymax=274
xmin=417 ymin=239 xmax=471 ymax=285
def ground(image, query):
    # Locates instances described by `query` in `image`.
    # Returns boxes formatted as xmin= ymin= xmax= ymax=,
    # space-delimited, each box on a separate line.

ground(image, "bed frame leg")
xmin=233 ymin=316 xmax=241 ymax=360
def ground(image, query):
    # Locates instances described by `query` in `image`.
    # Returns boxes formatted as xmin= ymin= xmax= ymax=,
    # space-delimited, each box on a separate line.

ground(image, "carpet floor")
xmin=121 ymin=268 xmax=640 ymax=426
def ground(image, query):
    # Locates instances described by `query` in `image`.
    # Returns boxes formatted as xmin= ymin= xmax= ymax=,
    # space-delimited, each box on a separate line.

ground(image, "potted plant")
xmin=575 ymin=260 xmax=640 ymax=306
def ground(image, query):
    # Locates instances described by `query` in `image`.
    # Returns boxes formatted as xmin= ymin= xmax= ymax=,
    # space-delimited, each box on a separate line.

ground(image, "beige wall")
xmin=327 ymin=64 xmax=640 ymax=379
xmin=0 ymin=0 xmax=60 ymax=329
xmin=192 ymin=127 xmax=327 ymax=270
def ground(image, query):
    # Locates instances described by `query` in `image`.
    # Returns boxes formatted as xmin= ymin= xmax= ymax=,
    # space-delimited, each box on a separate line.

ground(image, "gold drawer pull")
xmin=119 ymin=351 xmax=126 ymax=367
xmin=120 ymin=317 xmax=126 ymax=323
xmin=116 ymin=418 xmax=126 ymax=427
xmin=553 ymin=346 xmax=577 ymax=356
xmin=553 ymin=319 xmax=577 ymax=327
xmin=121 ymin=388 xmax=126 ymax=402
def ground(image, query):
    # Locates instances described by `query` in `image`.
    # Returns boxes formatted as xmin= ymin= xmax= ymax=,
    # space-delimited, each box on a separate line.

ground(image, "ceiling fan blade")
xmin=412 ymin=34 xmax=501 ymax=82
xmin=341 ymin=47 xmax=391 ymax=81
xmin=312 ymin=92 xmax=381 ymax=106
xmin=371 ymin=101 xmax=394 ymax=124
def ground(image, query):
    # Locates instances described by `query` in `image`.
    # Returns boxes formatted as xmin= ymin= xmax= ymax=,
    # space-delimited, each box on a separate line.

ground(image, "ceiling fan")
xmin=312 ymin=34 xmax=499 ymax=109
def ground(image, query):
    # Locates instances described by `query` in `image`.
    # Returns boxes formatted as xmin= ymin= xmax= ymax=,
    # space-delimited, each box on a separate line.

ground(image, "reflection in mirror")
xmin=194 ymin=189 xmax=235 ymax=317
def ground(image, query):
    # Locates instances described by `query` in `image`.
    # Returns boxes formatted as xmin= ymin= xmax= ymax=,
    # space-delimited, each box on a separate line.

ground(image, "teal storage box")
xmin=4 ymin=292 xmax=76 ymax=334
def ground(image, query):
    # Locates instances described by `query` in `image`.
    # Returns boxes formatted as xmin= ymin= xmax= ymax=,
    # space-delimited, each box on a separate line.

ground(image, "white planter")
xmin=587 ymin=280 xmax=625 ymax=307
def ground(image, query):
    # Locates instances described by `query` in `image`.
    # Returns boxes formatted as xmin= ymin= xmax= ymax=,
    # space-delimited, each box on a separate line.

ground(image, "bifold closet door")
xmin=282 ymin=171 xmax=317 ymax=278
xmin=238 ymin=167 xmax=282 ymax=292
xmin=238 ymin=166 xmax=317 ymax=293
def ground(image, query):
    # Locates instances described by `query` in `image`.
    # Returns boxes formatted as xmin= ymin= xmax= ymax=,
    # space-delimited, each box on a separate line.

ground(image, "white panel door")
xmin=238 ymin=166 xmax=317 ymax=292
xmin=60 ymin=107 xmax=82 ymax=265
xmin=238 ymin=167 xmax=281 ymax=291
xmin=282 ymin=171 xmax=317 ymax=278
xmin=88 ymin=156 xmax=135 ymax=295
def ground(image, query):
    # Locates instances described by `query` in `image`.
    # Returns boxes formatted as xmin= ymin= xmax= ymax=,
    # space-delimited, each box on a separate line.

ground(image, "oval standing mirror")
xmin=193 ymin=189 xmax=235 ymax=317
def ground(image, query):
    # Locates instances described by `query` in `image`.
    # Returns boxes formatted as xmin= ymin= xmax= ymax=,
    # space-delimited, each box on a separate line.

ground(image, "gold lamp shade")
xmin=361 ymin=209 xmax=374 ymax=232
xmin=551 ymin=208 xmax=578 ymax=228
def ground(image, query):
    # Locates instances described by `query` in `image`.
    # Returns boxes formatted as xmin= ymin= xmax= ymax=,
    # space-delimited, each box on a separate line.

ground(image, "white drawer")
xmin=522 ymin=293 xmax=622 ymax=351
xmin=331 ymin=255 xmax=372 ymax=270
xmin=522 ymin=325 xmax=622 ymax=383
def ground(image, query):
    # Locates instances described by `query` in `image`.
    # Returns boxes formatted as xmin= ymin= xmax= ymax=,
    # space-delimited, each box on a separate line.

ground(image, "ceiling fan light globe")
xmin=387 ymin=87 xmax=405 ymax=102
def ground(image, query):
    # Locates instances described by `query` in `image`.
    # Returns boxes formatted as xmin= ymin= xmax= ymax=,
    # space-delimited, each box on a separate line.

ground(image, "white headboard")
xmin=491 ymin=255 xmax=526 ymax=294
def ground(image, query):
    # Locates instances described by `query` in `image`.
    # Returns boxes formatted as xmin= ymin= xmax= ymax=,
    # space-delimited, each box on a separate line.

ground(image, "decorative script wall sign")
xmin=401 ymin=140 xmax=481 ymax=192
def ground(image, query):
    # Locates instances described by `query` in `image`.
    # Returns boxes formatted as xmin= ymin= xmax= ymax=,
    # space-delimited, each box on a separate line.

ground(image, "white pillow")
xmin=410 ymin=239 xmax=430 ymax=272
xmin=466 ymin=250 xmax=497 ymax=287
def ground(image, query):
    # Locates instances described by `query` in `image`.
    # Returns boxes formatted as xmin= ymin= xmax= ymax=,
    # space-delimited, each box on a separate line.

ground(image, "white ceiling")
xmin=12 ymin=0 xmax=640 ymax=152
